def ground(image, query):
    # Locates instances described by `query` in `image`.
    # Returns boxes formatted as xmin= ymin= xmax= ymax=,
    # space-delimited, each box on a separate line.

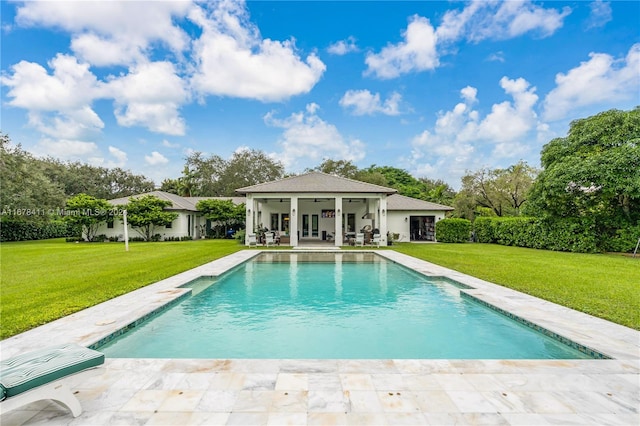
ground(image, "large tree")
xmin=40 ymin=159 xmax=154 ymax=199
xmin=217 ymin=149 xmax=285 ymax=196
xmin=123 ymin=195 xmax=178 ymax=241
xmin=526 ymin=108 xmax=640 ymax=240
xmin=182 ymin=149 xmax=284 ymax=196
xmin=455 ymin=161 xmax=537 ymax=218
xmin=64 ymin=194 xmax=112 ymax=241
xmin=307 ymin=159 xmax=360 ymax=179
xmin=0 ymin=134 xmax=66 ymax=219
xmin=196 ymin=199 xmax=245 ymax=238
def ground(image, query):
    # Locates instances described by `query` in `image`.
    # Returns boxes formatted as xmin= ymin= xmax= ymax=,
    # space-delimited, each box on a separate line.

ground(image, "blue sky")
xmin=2 ymin=1 xmax=638 ymax=188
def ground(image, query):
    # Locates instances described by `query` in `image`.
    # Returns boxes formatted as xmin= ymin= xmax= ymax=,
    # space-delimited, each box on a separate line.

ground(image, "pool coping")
xmin=1 ymin=249 xmax=638 ymax=425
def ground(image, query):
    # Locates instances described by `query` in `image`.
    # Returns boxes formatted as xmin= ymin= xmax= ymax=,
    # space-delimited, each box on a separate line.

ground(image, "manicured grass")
xmin=0 ymin=238 xmax=243 ymax=339
xmin=393 ymin=243 xmax=640 ymax=330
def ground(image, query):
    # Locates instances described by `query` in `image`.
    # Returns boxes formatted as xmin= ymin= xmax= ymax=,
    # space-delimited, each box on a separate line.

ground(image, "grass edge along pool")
xmin=94 ymin=252 xmax=607 ymax=359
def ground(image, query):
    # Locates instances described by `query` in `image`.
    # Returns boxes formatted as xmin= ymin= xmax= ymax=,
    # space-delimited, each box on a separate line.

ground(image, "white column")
xmin=379 ymin=195 xmax=388 ymax=246
xmin=245 ymin=195 xmax=255 ymax=246
xmin=290 ymin=196 xmax=299 ymax=247
xmin=334 ymin=196 xmax=343 ymax=247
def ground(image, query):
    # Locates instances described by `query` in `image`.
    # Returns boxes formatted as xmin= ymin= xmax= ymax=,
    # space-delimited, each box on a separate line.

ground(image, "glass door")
xmin=312 ymin=214 xmax=319 ymax=237
xmin=302 ymin=214 xmax=309 ymax=237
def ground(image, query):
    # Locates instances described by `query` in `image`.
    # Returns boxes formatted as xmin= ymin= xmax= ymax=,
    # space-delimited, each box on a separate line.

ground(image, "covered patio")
xmin=236 ymin=172 xmax=398 ymax=248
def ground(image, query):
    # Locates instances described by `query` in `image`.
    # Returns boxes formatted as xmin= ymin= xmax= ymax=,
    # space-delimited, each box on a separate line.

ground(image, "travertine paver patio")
xmin=1 ymin=250 xmax=638 ymax=425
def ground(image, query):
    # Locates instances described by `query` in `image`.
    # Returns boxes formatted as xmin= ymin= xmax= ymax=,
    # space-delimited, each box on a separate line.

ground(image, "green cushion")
xmin=0 ymin=343 xmax=104 ymax=399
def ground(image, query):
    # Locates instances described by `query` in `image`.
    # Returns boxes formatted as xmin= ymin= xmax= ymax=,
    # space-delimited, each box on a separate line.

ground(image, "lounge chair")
xmin=0 ymin=343 xmax=104 ymax=417
xmin=372 ymin=233 xmax=381 ymax=247
xmin=265 ymin=232 xmax=276 ymax=247
xmin=248 ymin=234 xmax=257 ymax=246
xmin=355 ymin=233 xmax=365 ymax=247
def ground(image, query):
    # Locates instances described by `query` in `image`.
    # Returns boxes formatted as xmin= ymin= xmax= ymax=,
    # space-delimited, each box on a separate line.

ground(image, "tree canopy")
xmin=64 ymin=193 xmax=113 ymax=241
xmin=196 ymin=199 xmax=245 ymax=238
xmin=170 ymin=149 xmax=285 ymax=197
xmin=454 ymin=161 xmax=538 ymax=219
xmin=123 ymin=195 xmax=178 ymax=241
xmin=0 ymin=132 xmax=153 ymax=222
xmin=526 ymin=108 xmax=640 ymax=243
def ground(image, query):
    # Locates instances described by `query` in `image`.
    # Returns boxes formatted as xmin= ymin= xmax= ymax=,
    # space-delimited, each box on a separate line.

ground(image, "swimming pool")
xmin=97 ymin=252 xmax=592 ymax=359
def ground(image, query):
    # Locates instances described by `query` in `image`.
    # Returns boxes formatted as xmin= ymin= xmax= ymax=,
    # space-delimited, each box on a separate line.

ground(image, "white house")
xmin=385 ymin=193 xmax=453 ymax=242
xmin=95 ymin=172 xmax=453 ymax=245
xmin=236 ymin=172 xmax=453 ymax=247
xmin=96 ymin=191 xmax=243 ymax=241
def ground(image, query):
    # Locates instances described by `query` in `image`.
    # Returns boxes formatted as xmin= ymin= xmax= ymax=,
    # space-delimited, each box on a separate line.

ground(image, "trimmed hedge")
xmin=473 ymin=216 xmax=599 ymax=253
xmin=0 ymin=219 xmax=79 ymax=242
xmin=605 ymin=224 xmax=640 ymax=253
xmin=435 ymin=218 xmax=472 ymax=243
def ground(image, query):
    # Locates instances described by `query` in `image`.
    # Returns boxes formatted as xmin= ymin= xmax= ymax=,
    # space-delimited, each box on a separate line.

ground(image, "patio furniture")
xmin=248 ymin=234 xmax=257 ymax=246
xmin=354 ymin=233 xmax=365 ymax=247
xmin=265 ymin=233 xmax=276 ymax=247
xmin=0 ymin=343 xmax=105 ymax=418
xmin=372 ymin=233 xmax=381 ymax=247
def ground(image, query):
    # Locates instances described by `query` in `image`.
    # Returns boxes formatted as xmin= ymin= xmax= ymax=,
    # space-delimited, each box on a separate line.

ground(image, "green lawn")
xmin=393 ymin=243 xmax=640 ymax=330
xmin=0 ymin=238 xmax=243 ymax=339
xmin=1 ymin=239 xmax=638 ymax=340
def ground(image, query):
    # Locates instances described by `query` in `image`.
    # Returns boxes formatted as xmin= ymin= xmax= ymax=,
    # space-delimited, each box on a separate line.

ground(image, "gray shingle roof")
xmin=236 ymin=171 xmax=398 ymax=194
xmin=107 ymin=191 xmax=245 ymax=211
xmin=386 ymin=194 xmax=453 ymax=211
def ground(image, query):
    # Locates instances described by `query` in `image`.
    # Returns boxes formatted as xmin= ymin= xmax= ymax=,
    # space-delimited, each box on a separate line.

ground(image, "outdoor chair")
xmin=0 ymin=343 xmax=104 ymax=418
xmin=265 ymin=233 xmax=276 ymax=247
xmin=355 ymin=233 xmax=365 ymax=247
xmin=372 ymin=233 xmax=381 ymax=247
xmin=248 ymin=234 xmax=257 ymax=246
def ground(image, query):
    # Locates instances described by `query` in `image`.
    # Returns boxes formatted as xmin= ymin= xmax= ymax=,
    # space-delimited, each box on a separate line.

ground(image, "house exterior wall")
xmin=93 ymin=210 xmax=202 ymax=241
xmin=387 ymin=210 xmax=447 ymax=242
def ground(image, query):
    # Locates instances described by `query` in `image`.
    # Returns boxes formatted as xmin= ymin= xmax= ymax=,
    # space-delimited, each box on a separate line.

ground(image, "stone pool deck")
xmin=1 ymin=250 xmax=638 ymax=425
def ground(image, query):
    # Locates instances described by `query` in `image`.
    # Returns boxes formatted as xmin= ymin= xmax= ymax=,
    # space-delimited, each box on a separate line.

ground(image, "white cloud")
xmin=407 ymin=79 xmax=542 ymax=186
xmin=339 ymin=90 xmax=402 ymax=116
xmin=264 ymin=104 xmax=365 ymax=171
xmin=15 ymin=0 xmax=191 ymax=67
xmin=190 ymin=1 xmax=325 ymax=102
xmin=1 ymin=54 xmax=103 ymax=111
xmin=107 ymin=61 xmax=189 ymax=135
xmin=586 ymin=1 xmax=612 ymax=30
xmin=32 ymin=138 xmax=99 ymax=160
xmin=543 ymin=43 xmax=640 ymax=121
xmin=162 ymin=139 xmax=180 ymax=148
xmin=145 ymin=151 xmax=169 ymax=166
xmin=1 ymin=54 xmax=105 ymax=139
xmin=436 ymin=1 xmax=571 ymax=43
xmin=487 ymin=51 xmax=505 ymax=63
xmin=365 ymin=15 xmax=439 ymax=79
xmin=327 ymin=36 xmax=358 ymax=55
xmin=478 ymin=77 xmax=539 ymax=143
xmin=107 ymin=146 xmax=128 ymax=167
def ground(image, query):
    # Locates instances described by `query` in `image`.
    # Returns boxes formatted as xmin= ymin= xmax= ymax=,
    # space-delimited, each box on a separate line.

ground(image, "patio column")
xmin=334 ymin=196 xmax=342 ymax=247
xmin=290 ymin=196 xmax=299 ymax=247
xmin=245 ymin=195 xmax=255 ymax=246
xmin=379 ymin=195 xmax=388 ymax=246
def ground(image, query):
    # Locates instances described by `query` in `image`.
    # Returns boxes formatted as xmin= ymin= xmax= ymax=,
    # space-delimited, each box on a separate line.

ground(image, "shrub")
xmin=436 ymin=218 xmax=472 ymax=243
xmin=472 ymin=216 xmax=599 ymax=253
xmin=234 ymin=229 xmax=246 ymax=243
xmin=0 ymin=219 xmax=78 ymax=242
xmin=603 ymin=223 xmax=640 ymax=253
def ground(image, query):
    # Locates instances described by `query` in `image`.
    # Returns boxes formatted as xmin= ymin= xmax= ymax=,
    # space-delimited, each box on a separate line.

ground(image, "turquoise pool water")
xmin=98 ymin=253 xmax=591 ymax=359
